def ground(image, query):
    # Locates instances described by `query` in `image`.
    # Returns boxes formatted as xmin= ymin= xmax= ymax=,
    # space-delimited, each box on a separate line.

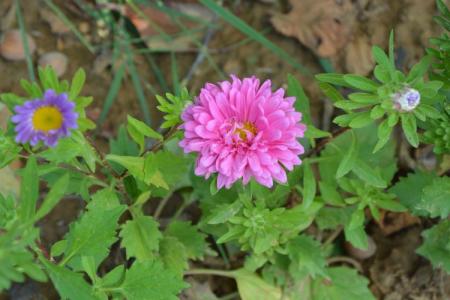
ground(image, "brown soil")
xmin=0 ymin=0 xmax=446 ymax=299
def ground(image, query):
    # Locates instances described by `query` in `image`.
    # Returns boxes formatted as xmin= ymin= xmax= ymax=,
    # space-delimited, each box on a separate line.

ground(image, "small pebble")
xmin=345 ymin=236 xmax=377 ymax=260
xmin=38 ymin=52 xmax=68 ymax=77
xmin=0 ymin=29 xmax=36 ymax=61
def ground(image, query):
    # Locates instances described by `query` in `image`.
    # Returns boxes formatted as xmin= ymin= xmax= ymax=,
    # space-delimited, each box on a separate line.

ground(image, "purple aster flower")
xmin=11 ymin=89 xmax=78 ymax=147
xmin=392 ymin=87 xmax=420 ymax=112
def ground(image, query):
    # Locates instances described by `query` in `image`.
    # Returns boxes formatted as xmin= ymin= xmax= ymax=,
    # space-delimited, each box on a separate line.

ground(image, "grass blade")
xmin=43 ymin=0 xmax=95 ymax=53
xmin=98 ymin=62 xmax=126 ymax=125
xmin=199 ymin=0 xmax=310 ymax=75
xmin=15 ymin=0 xmax=35 ymax=81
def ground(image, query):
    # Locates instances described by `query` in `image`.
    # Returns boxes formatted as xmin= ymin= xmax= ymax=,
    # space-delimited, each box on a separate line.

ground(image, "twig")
xmin=327 ymin=256 xmax=363 ymax=273
xmin=154 ymin=194 xmax=171 ymax=219
xmin=323 ymin=226 xmax=343 ymax=246
xmin=305 ymin=127 xmax=350 ymax=157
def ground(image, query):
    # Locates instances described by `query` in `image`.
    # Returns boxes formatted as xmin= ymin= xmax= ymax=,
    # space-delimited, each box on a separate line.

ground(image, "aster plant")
xmin=0 ymin=2 xmax=449 ymax=300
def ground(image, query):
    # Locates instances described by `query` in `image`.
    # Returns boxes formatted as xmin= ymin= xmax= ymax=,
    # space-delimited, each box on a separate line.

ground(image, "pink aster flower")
xmin=179 ymin=75 xmax=306 ymax=189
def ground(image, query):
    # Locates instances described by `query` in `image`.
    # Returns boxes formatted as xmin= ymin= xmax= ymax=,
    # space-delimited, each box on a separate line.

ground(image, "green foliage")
xmin=417 ymin=220 xmax=450 ymax=273
xmin=120 ymin=215 xmax=162 ymax=261
xmin=156 ymin=88 xmax=192 ymax=129
xmin=56 ymin=189 xmax=126 ymax=271
xmin=311 ymin=267 xmax=375 ymax=300
xmin=286 ymin=235 xmax=327 ymax=280
xmin=316 ymin=32 xmax=445 ymax=150
xmin=119 ymin=261 xmax=188 ymax=300
xmin=390 ymin=172 xmax=450 ymax=219
xmin=165 ymin=221 xmax=207 ymax=260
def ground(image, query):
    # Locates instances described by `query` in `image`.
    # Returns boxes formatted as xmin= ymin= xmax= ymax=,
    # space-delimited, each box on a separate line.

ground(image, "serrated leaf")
xmin=344 ymin=75 xmax=379 ymax=92
xmin=60 ymin=189 xmax=126 ymax=271
xmin=416 ymin=177 xmax=450 ymax=218
xmin=234 ymin=269 xmax=282 ymax=300
xmin=120 ymin=215 xmax=162 ymax=261
xmin=312 ymin=267 xmax=375 ymax=300
xmin=287 ymin=235 xmax=327 ymax=279
xmin=41 ymin=259 xmax=97 ymax=300
xmin=401 ymin=113 xmax=419 ymax=147
xmin=127 ymin=115 xmax=163 ymax=154
xmin=336 ymin=131 xmax=357 ymax=178
xmin=120 ymin=261 xmax=188 ymax=300
xmin=389 ymin=171 xmax=438 ymax=216
xmin=316 ymin=206 xmax=354 ymax=230
xmin=160 ymin=236 xmax=188 ymax=276
xmin=417 ymin=220 xmax=450 ymax=273
xmin=165 ymin=221 xmax=207 ymax=259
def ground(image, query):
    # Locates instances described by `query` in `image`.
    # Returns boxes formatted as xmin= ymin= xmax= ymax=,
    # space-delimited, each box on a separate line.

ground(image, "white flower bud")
xmin=392 ymin=87 xmax=420 ymax=112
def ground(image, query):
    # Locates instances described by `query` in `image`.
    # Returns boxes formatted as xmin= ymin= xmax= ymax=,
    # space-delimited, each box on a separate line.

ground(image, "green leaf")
xmin=287 ymin=74 xmax=312 ymax=125
xmin=373 ymin=119 xmax=393 ymax=153
xmin=407 ymin=55 xmax=432 ymax=83
xmin=59 ymin=189 xmax=126 ymax=271
xmin=302 ymin=162 xmax=316 ymax=208
xmin=287 ymin=235 xmax=327 ymax=279
xmin=127 ymin=115 xmax=163 ymax=154
xmin=69 ymin=68 xmax=86 ymax=100
xmin=319 ymin=181 xmax=344 ymax=206
xmin=389 ymin=171 xmax=438 ymax=216
xmin=316 ymin=206 xmax=354 ymax=230
xmin=120 ymin=261 xmax=188 ymax=300
xmin=165 ymin=221 xmax=207 ymax=259
xmin=343 ymin=75 xmax=379 ymax=92
xmin=106 ymin=155 xmax=145 ymax=179
xmin=416 ymin=177 xmax=450 ymax=219
xmin=18 ymin=156 xmax=38 ymax=221
xmin=312 ymin=267 xmax=375 ymax=300
xmin=372 ymin=46 xmax=394 ymax=78
xmin=318 ymin=82 xmax=345 ymax=103
xmin=34 ymin=173 xmax=69 ymax=221
xmin=120 ymin=215 xmax=162 ymax=261
xmin=348 ymin=93 xmax=379 ymax=104
xmin=41 ymin=259 xmax=97 ymax=300
xmin=349 ymin=111 xmax=373 ymax=128
xmin=336 ymin=131 xmax=357 ymax=178
xmin=417 ymin=220 xmax=450 ymax=273
xmin=352 ymin=159 xmax=387 ymax=188
xmin=369 ymin=105 xmax=385 ymax=120
xmin=374 ymin=65 xmax=391 ymax=83
xmin=401 ymin=114 xmax=419 ymax=147
xmin=315 ymin=73 xmax=350 ymax=87
xmin=159 ymin=237 xmax=189 ymax=276
xmin=234 ymin=269 xmax=282 ymax=300
xmin=344 ymin=209 xmax=368 ymax=250
xmin=207 ymin=200 xmax=243 ymax=224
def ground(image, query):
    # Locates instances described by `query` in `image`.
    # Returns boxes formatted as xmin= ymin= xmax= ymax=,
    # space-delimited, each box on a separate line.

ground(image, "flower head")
xmin=392 ymin=87 xmax=420 ymax=112
xmin=179 ymin=75 xmax=306 ymax=189
xmin=12 ymin=89 xmax=78 ymax=147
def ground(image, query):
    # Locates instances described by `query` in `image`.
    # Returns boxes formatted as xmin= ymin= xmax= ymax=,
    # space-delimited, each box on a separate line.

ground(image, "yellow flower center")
xmin=235 ymin=121 xmax=257 ymax=141
xmin=32 ymin=106 xmax=63 ymax=132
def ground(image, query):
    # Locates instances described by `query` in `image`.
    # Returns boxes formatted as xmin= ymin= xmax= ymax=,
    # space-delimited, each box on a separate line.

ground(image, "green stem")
xmin=184 ymin=268 xmax=235 ymax=279
xmin=154 ymin=194 xmax=171 ymax=219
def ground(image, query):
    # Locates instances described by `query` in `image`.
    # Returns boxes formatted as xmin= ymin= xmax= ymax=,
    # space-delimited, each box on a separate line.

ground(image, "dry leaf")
xmin=271 ymin=0 xmax=356 ymax=57
xmin=376 ymin=211 xmax=421 ymax=236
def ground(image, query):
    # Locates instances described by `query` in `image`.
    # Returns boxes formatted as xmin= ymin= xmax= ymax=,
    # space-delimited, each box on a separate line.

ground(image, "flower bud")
xmin=392 ymin=87 xmax=420 ymax=112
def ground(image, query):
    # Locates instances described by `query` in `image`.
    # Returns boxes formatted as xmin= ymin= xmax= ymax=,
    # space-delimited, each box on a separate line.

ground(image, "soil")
xmin=0 ymin=0 xmax=447 ymax=299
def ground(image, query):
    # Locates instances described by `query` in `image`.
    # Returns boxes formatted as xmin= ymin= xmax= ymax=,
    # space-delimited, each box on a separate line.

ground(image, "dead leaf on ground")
xmin=376 ymin=211 xmax=421 ymax=236
xmin=271 ymin=0 xmax=356 ymax=57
